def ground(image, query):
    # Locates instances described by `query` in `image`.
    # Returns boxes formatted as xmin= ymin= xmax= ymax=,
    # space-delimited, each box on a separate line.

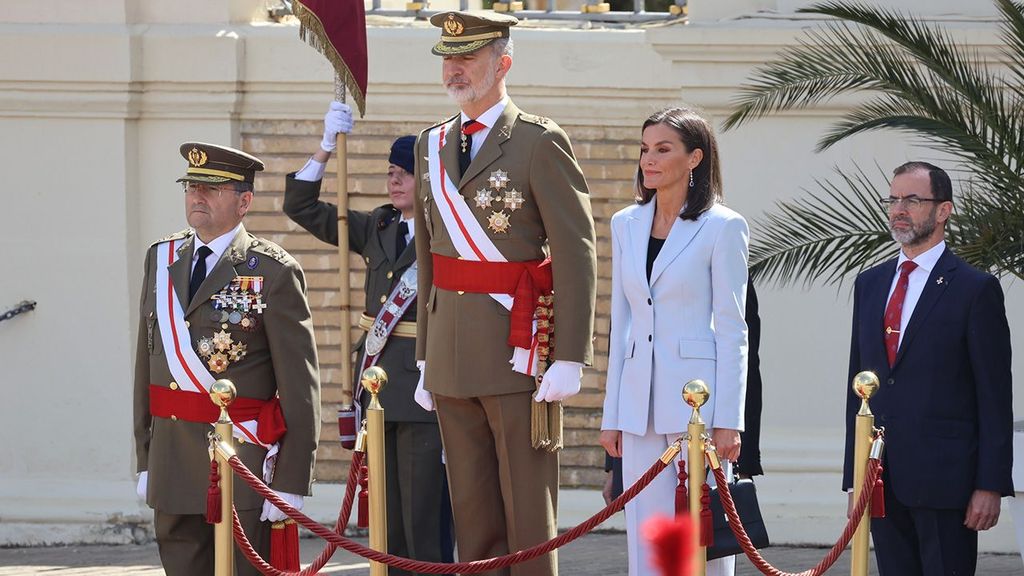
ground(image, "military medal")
xmin=208 ymin=352 xmax=229 ymax=374
xmin=228 ymin=311 xmax=243 ymax=324
xmin=228 ymin=342 xmax=247 ymax=362
xmin=247 ymin=255 xmax=259 ymax=270
xmin=196 ymin=336 xmax=216 ymax=359
xmin=503 ymin=188 xmax=525 ymax=212
xmin=475 ymin=189 xmax=495 ymax=209
xmin=213 ymin=329 xmax=233 ymax=352
xmin=487 ymin=211 xmax=511 ymax=233
xmin=488 ymin=169 xmax=510 ymax=191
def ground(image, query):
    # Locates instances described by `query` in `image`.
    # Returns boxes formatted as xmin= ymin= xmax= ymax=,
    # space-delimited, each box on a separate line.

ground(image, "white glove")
xmin=534 ymin=360 xmax=583 ymax=402
xmin=261 ymin=490 xmax=304 ymax=523
xmin=136 ymin=471 xmax=148 ymax=501
xmin=414 ymin=361 xmax=434 ymax=412
xmin=320 ymin=101 xmax=354 ymax=152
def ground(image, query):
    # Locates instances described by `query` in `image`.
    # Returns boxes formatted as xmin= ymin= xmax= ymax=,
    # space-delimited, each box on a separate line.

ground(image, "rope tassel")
xmin=871 ymin=474 xmax=886 ymax=518
xmin=357 ymin=464 xmax=370 ymax=529
xmin=675 ymin=461 xmax=688 ymax=517
xmin=270 ymin=520 xmax=301 ymax=571
xmin=205 ymin=459 xmax=221 ymax=524
xmin=699 ymin=483 xmax=714 ymax=548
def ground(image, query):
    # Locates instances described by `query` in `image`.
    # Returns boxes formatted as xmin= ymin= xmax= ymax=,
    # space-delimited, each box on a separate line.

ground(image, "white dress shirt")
xmin=887 ymin=240 xmax=946 ymax=347
xmin=461 ymin=96 xmax=508 ymax=161
xmin=192 ymin=222 xmax=243 ymax=278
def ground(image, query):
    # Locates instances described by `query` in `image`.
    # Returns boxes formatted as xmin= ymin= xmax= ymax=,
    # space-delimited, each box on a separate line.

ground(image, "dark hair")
xmin=635 ymin=107 xmax=722 ymax=221
xmin=893 ymin=161 xmax=952 ymax=203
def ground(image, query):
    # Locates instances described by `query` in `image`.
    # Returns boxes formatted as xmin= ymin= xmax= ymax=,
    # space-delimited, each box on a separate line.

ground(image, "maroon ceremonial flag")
xmin=293 ymin=0 xmax=368 ymax=116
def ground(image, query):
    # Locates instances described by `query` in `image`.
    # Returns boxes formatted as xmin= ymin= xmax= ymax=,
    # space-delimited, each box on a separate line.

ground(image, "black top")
xmin=647 ymin=236 xmax=666 ymax=282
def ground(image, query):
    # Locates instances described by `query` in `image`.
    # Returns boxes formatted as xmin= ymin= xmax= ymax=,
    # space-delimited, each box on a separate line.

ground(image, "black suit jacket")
xmin=283 ymin=174 xmax=432 ymax=423
xmin=842 ymin=248 xmax=1013 ymax=509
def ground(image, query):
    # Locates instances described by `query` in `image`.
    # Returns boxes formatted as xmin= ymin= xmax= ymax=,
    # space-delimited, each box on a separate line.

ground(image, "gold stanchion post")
xmin=362 ymin=366 xmax=389 ymax=576
xmin=682 ymin=379 xmax=711 ymax=576
xmin=210 ymin=379 xmax=237 ymax=576
xmin=850 ymin=371 xmax=880 ymax=576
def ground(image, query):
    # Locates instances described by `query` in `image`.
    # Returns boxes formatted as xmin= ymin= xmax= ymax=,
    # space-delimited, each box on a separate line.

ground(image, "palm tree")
xmin=724 ymin=0 xmax=1024 ymax=286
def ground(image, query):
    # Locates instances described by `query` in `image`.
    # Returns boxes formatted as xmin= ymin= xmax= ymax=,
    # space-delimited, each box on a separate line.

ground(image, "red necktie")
xmin=883 ymin=260 xmax=918 ymax=367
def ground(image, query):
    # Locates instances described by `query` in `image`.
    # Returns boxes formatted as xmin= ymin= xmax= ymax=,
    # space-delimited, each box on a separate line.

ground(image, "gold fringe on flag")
xmin=292 ymin=1 xmax=367 ymax=116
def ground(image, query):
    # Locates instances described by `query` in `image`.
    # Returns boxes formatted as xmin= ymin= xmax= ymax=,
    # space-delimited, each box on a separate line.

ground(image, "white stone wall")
xmin=0 ymin=0 xmax=1019 ymax=552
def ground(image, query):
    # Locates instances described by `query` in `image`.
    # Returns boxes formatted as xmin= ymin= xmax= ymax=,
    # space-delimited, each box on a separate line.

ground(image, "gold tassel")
xmin=547 ymin=400 xmax=563 ymax=451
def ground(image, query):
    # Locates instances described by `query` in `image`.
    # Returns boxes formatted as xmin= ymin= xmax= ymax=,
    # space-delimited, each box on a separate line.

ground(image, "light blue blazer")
xmin=601 ymin=200 xmax=749 ymax=436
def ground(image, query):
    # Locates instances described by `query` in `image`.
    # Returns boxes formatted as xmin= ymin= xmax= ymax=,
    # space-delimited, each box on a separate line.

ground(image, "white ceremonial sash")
xmin=426 ymin=123 xmax=539 ymax=375
xmin=154 ymin=240 xmax=279 ymax=479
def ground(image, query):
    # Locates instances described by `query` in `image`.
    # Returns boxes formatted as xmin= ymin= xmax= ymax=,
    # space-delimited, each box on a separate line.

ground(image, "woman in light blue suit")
xmin=600 ymin=107 xmax=749 ymax=576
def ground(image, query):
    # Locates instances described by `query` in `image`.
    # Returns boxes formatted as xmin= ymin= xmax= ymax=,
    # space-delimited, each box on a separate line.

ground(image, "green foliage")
xmin=725 ymin=0 xmax=1024 ymax=286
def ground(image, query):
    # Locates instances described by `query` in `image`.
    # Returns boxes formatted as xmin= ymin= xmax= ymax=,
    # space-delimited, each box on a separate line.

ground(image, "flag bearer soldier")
xmin=284 ymin=104 xmax=455 ymax=574
xmin=133 ymin=142 xmax=321 ymax=576
xmin=413 ymin=11 xmax=597 ymax=576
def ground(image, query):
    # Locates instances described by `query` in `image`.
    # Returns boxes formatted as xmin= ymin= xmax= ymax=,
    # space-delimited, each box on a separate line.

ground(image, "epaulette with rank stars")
xmin=151 ymin=228 xmax=193 ymax=246
xmin=247 ymin=236 xmax=291 ymax=264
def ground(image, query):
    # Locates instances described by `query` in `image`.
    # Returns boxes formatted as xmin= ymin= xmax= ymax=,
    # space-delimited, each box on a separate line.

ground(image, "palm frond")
xmin=995 ymin=0 xmax=1024 ymax=86
xmin=728 ymin=0 xmax=1024 ymax=285
xmin=749 ymin=165 xmax=895 ymax=288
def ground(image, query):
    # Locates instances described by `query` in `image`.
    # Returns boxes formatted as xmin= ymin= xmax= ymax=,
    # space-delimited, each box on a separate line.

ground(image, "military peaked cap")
xmin=429 ymin=11 xmax=518 ymax=56
xmin=176 ymin=142 xmax=265 ymax=185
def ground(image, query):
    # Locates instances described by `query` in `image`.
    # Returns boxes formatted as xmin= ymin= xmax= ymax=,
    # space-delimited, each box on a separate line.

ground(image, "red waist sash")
xmin=149 ymin=385 xmax=286 ymax=445
xmin=432 ymin=253 xmax=552 ymax=349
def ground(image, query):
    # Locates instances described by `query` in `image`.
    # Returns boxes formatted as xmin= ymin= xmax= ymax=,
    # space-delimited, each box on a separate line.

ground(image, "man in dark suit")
xmin=283 ymin=108 xmax=453 ymax=574
xmin=134 ymin=142 xmax=321 ymax=576
xmin=843 ymin=161 xmax=1013 ymax=575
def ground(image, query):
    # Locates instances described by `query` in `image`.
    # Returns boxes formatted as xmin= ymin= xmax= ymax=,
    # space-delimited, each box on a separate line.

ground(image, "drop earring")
xmin=689 ymin=171 xmax=694 ymax=188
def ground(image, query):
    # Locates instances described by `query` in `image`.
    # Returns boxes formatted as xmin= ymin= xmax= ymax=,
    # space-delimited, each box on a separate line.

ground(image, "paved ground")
xmin=1 ymin=532 xmax=1021 ymax=575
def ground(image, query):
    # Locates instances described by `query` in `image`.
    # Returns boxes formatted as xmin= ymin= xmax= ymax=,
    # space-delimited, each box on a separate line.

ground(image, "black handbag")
xmin=706 ymin=478 xmax=770 ymax=560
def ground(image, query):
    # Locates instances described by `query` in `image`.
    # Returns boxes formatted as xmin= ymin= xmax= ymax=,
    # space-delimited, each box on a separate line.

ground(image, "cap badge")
xmin=444 ymin=14 xmax=465 ymax=37
xmin=188 ymin=147 xmax=208 ymax=167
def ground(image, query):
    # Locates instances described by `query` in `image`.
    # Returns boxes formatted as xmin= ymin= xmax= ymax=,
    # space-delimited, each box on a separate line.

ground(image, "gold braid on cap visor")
xmin=186 ymin=167 xmax=247 ymax=181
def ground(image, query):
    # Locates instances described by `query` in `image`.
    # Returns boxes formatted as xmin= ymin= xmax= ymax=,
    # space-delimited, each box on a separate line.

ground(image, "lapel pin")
xmin=499 ymin=125 xmax=511 ymax=138
xmin=936 ymin=276 xmax=945 ymax=285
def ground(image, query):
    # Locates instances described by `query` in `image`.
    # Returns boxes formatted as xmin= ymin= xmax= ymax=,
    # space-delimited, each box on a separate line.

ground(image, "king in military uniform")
xmin=414 ymin=11 xmax=597 ymax=576
xmin=133 ymin=142 xmax=321 ymax=576
xmin=284 ymin=106 xmax=455 ymax=574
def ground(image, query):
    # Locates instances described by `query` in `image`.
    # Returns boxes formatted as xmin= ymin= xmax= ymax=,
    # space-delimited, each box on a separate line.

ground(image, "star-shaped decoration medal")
xmin=503 ymin=188 xmax=525 ymax=212
xmin=487 ymin=211 xmax=512 ymax=233
xmin=196 ymin=336 xmax=216 ymax=359
xmin=488 ymin=169 xmax=510 ymax=191
xmin=228 ymin=342 xmax=248 ymax=362
xmin=212 ymin=329 xmax=234 ymax=352
xmin=208 ymin=352 xmax=229 ymax=374
xmin=475 ymin=188 xmax=495 ymax=209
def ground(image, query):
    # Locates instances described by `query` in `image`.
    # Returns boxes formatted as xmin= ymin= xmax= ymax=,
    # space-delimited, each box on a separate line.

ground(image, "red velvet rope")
xmin=234 ymin=450 xmax=364 ymax=576
xmin=710 ymin=459 xmax=883 ymax=576
xmin=229 ymin=451 xmax=670 ymax=574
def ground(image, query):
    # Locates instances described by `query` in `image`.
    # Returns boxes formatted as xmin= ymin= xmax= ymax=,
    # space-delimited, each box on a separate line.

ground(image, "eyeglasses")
xmin=879 ymin=195 xmax=944 ymax=210
xmin=182 ymin=182 xmax=241 ymax=198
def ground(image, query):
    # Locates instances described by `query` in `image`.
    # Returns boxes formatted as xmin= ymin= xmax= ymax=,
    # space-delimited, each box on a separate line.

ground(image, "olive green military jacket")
xmin=413 ymin=100 xmax=597 ymax=398
xmin=283 ymin=174 xmax=433 ymax=422
xmin=133 ymin=225 xmax=321 ymax=514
